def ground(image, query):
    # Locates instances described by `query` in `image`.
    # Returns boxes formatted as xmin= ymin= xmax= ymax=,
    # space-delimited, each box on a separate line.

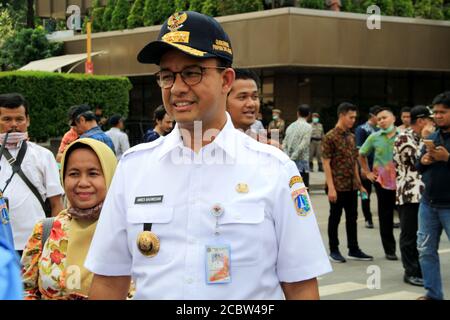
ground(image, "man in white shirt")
xmin=106 ymin=114 xmax=130 ymax=160
xmin=0 ymin=93 xmax=64 ymax=255
xmin=85 ymin=11 xmax=331 ymax=300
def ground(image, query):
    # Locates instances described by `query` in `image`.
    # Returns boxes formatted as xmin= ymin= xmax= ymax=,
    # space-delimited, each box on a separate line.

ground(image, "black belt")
xmin=311 ymin=138 xmax=322 ymax=141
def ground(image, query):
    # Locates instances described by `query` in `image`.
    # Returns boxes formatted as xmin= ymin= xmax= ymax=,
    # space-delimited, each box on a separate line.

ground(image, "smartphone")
xmin=423 ymin=139 xmax=436 ymax=150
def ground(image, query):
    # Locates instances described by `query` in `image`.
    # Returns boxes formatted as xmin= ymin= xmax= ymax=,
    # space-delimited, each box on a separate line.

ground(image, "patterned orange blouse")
xmin=21 ymin=211 xmax=84 ymax=300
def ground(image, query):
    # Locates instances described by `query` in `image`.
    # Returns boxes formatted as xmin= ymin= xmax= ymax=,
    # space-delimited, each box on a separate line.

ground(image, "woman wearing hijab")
xmin=21 ymin=138 xmax=117 ymax=300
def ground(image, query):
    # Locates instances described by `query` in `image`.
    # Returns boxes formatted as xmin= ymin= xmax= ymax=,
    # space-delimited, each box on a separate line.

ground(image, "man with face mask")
xmin=0 ymin=93 xmax=64 ymax=256
xmin=268 ymin=108 xmax=286 ymax=142
xmin=309 ymin=113 xmax=324 ymax=172
xmin=359 ymin=107 xmax=399 ymax=261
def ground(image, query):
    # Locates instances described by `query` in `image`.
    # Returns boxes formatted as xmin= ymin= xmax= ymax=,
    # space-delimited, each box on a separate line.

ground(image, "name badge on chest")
xmin=205 ymin=244 xmax=231 ymax=284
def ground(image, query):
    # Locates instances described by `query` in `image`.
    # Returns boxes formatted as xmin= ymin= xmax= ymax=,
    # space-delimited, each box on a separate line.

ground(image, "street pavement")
xmin=308 ymin=169 xmax=450 ymax=300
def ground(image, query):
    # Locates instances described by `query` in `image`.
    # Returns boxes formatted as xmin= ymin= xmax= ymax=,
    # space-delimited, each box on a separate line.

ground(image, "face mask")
xmin=0 ymin=131 xmax=29 ymax=149
xmin=273 ymin=115 xmax=279 ymax=120
xmin=312 ymin=118 xmax=319 ymax=123
xmin=380 ymin=125 xmax=395 ymax=134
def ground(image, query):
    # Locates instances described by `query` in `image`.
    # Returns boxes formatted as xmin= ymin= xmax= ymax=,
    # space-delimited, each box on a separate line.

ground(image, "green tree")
xmin=202 ymin=0 xmax=219 ymax=16
xmin=175 ymin=0 xmax=190 ymax=11
xmin=91 ymin=0 xmax=105 ymax=32
xmin=111 ymin=0 xmax=131 ymax=30
xmin=444 ymin=3 xmax=450 ymax=19
xmin=362 ymin=0 xmax=394 ymax=16
xmin=157 ymin=0 xmax=175 ymax=23
xmin=393 ymin=0 xmax=414 ymax=17
xmin=0 ymin=9 xmax=14 ymax=47
xmin=0 ymin=27 xmax=63 ymax=71
xmin=299 ymin=0 xmax=325 ymax=9
xmin=103 ymin=0 xmax=117 ymax=31
xmin=415 ymin=0 xmax=444 ymax=19
xmin=143 ymin=0 xmax=160 ymax=25
xmin=128 ymin=0 xmax=145 ymax=28
xmin=189 ymin=0 xmax=204 ymax=12
xmin=217 ymin=0 xmax=238 ymax=15
xmin=340 ymin=0 xmax=355 ymax=11
xmin=234 ymin=0 xmax=264 ymax=12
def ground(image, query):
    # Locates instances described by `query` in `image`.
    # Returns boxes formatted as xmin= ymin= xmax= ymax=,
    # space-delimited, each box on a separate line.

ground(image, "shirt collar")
xmin=157 ymin=112 xmax=237 ymax=161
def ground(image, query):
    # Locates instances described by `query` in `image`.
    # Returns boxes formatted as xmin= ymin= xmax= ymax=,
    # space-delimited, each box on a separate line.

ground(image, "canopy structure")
xmin=19 ymin=51 xmax=107 ymax=73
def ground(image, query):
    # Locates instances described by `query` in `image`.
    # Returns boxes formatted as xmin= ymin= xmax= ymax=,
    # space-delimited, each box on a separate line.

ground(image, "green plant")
xmin=0 ymin=9 xmax=14 ymax=47
xmin=299 ymin=0 xmax=325 ymax=9
xmin=188 ymin=0 xmax=204 ymax=12
xmin=340 ymin=0 xmax=355 ymax=11
xmin=234 ymin=0 xmax=264 ymax=12
xmin=0 ymin=27 xmax=63 ymax=71
xmin=202 ymin=0 xmax=219 ymax=16
xmin=128 ymin=0 xmax=145 ymax=28
xmin=91 ymin=0 xmax=105 ymax=32
xmin=217 ymin=0 xmax=238 ymax=15
xmin=102 ymin=0 xmax=116 ymax=31
xmin=143 ymin=0 xmax=160 ymax=25
xmin=0 ymin=71 xmax=132 ymax=142
xmin=415 ymin=0 xmax=444 ymax=19
xmin=111 ymin=0 xmax=131 ymax=30
xmin=157 ymin=0 xmax=175 ymax=22
xmin=393 ymin=0 xmax=414 ymax=17
xmin=174 ymin=0 xmax=190 ymax=12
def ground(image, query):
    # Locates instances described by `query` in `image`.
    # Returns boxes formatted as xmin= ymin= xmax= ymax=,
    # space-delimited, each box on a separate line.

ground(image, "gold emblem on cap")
xmin=137 ymin=231 xmax=160 ymax=257
xmin=167 ymin=12 xmax=188 ymax=32
xmin=236 ymin=183 xmax=249 ymax=194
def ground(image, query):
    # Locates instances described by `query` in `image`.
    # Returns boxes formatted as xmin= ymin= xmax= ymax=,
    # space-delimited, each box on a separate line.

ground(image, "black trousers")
xmin=374 ymin=183 xmax=396 ymax=255
xmin=360 ymin=177 xmax=373 ymax=223
xmin=398 ymin=203 xmax=422 ymax=278
xmin=328 ymin=190 xmax=359 ymax=252
xmin=300 ymin=171 xmax=310 ymax=189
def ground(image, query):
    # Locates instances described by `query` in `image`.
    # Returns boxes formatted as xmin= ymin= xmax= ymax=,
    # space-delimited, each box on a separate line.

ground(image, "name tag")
xmin=134 ymin=195 xmax=164 ymax=204
xmin=205 ymin=244 xmax=231 ymax=284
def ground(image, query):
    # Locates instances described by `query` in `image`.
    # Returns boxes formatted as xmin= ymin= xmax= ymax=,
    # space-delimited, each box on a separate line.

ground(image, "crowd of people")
xmin=0 ymin=10 xmax=449 ymax=301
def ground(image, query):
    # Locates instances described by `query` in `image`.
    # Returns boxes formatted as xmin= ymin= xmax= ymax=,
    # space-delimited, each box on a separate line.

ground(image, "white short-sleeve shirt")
xmin=0 ymin=142 xmax=64 ymax=250
xmin=85 ymin=114 xmax=332 ymax=299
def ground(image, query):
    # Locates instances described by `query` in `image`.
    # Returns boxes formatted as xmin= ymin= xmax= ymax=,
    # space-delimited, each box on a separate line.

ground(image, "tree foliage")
xmin=174 ymin=0 xmax=190 ymax=12
xmin=393 ymin=0 xmax=414 ymax=17
xmin=111 ymin=0 xmax=131 ymax=30
xmin=299 ymin=0 xmax=325 ymax=10
xmin=362 ymin=0 xmax=395 ymax=16
xmin=128 ymin=0 xmax=145 ymax=29
xmin=0 ymin=9 xmax=14 ymax=47
xmin=157 ymin=0 xmax=175 ymax=23
xmin=202 ymin=0 xmax=219 ymax=16
xmin=0 ymin=27 xmax=63 ymax=71
xmin=415 ymin=0 xmax=444 ymax=19
xmin=143 ymin=0 xmax=160 ymax=26
xmin=91 ymin=0 xmax=105 ymax=32
xmin=103 ymin=0 xmax=117 ymax=31
xmin=0 ymin=71 xmax=132 ymax=141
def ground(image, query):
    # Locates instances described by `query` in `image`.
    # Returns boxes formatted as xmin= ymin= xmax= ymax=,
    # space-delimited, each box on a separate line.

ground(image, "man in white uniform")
xmin=0 ymin=93 xmax=64 ymax=254
xmin=86 ymin=11 xmax=331 ymax=300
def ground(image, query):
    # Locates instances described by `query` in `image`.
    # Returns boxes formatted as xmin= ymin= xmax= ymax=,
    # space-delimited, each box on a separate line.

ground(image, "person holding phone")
xmin=393 ymin=105 xmax=434 ymax=287
xmin=416 ymin=91 xmax=450 ymax=300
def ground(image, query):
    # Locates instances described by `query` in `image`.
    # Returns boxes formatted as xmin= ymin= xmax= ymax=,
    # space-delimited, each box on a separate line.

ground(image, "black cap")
xmin=410 ymin=105 xmax=433 ymax=122
xmin=137 ymin=11 xmax=233 ymax=65
xmin=68 ymin=104 xmax=92 ymax=126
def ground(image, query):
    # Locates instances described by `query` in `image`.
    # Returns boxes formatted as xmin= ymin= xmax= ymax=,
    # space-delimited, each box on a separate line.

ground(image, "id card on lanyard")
xmin=205 ymin=203 xmax=231 ymax=284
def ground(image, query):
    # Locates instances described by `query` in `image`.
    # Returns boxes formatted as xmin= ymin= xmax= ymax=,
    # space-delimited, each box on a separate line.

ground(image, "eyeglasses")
xmin=155 ymin=65 xmax=227 ymax=89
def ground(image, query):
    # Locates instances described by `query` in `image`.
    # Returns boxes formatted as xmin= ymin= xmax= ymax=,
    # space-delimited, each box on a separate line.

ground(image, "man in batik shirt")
xmin=393 ymin=105 xmax=434 ymax=287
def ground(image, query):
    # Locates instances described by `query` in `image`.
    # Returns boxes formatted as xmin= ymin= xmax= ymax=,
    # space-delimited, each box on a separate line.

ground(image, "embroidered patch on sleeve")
xmin=291 ymin=188 xmax=312 ymax=216
xmin=289 ymin=175 xmax=304 ymax=188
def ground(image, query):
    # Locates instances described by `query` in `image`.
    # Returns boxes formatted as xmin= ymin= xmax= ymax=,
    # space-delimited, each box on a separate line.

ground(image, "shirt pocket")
xmin=127 ymin=206 xmax=175 ymax=265
xmin=216 ymin=203 xmax=265 ymax=267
